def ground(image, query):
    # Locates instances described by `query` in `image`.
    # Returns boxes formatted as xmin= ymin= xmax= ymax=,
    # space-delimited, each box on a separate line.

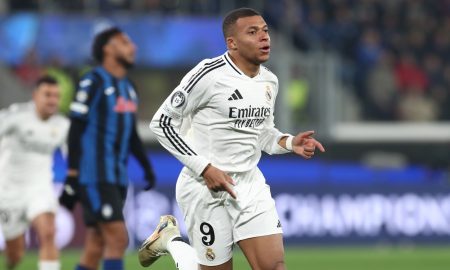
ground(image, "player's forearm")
xmin=67 ymin=118 xmax=86 ymax=171
xmin=149 ymin=113 xmax=210 ymax=176
xmin=130 ymin=122 xmax=153 ymax=173
xmin=278 ymin=135 xmax=294 ymax=151
xmin=260 ymin=128 xmax=292 ymax=155
xmin=278 ymin=136 xmax=288 ymax=149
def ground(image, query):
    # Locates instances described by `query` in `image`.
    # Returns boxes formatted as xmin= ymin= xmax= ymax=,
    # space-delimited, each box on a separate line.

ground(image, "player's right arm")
xmin=60 ymin=71 xmax=101 ymax=210
xmin=149 ymin=60 xmax=213 ymax=176
xmin=67 ymin=71 xmax=102 ymax=174
xmin=150 ymin=58 xmax=236 ymax=198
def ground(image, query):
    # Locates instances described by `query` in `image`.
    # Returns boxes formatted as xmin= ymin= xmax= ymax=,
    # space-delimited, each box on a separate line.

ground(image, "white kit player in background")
xmin=140 ymin=8 xmax=324 ymax=270
xmin=0 ymin=76 xmax=69 ymax=270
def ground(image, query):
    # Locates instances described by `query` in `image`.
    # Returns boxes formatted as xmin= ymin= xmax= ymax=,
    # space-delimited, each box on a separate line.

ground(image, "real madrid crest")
xmin=205 ymin=248 xmax=216 ymax=261
xmin=265 ymin=85 xmax=272 ymax=102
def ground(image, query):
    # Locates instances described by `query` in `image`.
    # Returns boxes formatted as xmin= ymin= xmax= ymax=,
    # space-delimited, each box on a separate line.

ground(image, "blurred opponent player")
xmin=0 ymin=75 xmax=69 ymax=270
xmin=140 ymin=7 xmax=325 ymax=270
xmin=59 ymin=27 xmax=156 ymax=270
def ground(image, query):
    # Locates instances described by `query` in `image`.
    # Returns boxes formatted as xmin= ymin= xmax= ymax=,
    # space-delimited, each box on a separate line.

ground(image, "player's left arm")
xmin=258 ymin=79 xmax=293 ymax=155
xmin=259 ymin=79 xmax=325 ymax=157
xmin=278 ymin=131 xmax=325 ymax=159
xmin=129 ymin=119 xmax=156 ymax=190
xmin=260 ymin=114 xmax=325 ymax=158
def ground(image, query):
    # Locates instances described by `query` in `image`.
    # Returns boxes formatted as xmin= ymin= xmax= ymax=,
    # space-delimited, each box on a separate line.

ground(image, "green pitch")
xmin=2 ymin=246 xmax=450 ymax=270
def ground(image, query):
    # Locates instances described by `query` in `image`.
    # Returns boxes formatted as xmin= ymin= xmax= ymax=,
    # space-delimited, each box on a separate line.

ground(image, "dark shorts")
xmin=79 ymin=183 xmax=127 ymax=227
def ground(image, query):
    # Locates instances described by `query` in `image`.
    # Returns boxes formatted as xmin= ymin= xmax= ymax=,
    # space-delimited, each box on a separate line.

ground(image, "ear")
xmin=226 ymin=37 xmax=237 ymax=51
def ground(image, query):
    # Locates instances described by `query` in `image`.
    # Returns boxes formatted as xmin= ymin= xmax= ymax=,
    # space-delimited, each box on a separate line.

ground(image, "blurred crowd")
xmin=264 ymin=0 xmax=450 ymax=121
xmin=0 ymin=0 xmax=259 ymax=14
xmin=1 ymin=0 xmax=450 ymax=121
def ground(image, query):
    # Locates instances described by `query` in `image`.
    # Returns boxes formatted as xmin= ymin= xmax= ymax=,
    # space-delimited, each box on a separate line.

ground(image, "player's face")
xmin=33 ymin=83 xmax=60 ymax=119
xmin=109 ymin=33 xmax=136 ymax=68
xmin=232 ymin=15 xmax=270 ymax=64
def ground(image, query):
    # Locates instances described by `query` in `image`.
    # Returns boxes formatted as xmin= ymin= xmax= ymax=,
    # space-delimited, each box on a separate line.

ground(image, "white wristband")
xmin=285 ymin=136 xmax=294 ymax=151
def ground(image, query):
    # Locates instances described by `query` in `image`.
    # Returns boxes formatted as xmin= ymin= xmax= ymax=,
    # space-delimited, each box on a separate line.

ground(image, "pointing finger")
xmin=300 ymin=130 xmax=315 ymax=138
xmin=226 ymin=176 xmax=236 ymax=186
xmin=315 ymin=141 xmax=325 ymax=152
xmin=225 ymin=184 xmax=237 ymax=199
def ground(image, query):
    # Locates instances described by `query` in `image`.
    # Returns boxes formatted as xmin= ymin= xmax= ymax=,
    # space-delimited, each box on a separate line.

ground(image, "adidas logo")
xmin=228 ymin=89 xmax=243 ymax=101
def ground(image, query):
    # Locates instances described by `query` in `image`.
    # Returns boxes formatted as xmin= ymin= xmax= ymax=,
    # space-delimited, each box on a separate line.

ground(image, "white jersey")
xmin=150 ymin=52 xmax=291 ymax=176
xmin=0 ymin=102 xmax=69 ymax=190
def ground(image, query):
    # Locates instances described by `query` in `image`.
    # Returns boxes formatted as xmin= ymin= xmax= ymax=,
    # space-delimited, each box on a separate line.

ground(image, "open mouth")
xmin=260 ymin=46 xmax=270 ymax=53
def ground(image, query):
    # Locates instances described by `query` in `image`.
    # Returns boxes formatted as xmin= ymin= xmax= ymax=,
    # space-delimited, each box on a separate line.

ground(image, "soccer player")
xmin=141 ymin=7 xmax=325 ymax=270
xmin=60 ymin=27 xmax=156 ymax=270
xmin=0 ymin=76 xmax=69 ymax=270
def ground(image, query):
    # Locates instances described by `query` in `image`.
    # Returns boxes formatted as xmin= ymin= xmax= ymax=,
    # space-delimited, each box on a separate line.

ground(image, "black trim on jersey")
xmin=163 ymin=115 xmax=195 ymax=156
xmin=206 ymin=58 xmax=223 ymax=66
xmin=113 ymin=78 xmax=123 ymax=181
xmin=185 ymin=61 xmax=226 ymax=93
xmin=184 ymin=58 xmax=223 ymax=90
xmin=159 ymin=114 xmax=197 ymax=156
xmin=184 ymin=59 xmax=224 ymax=93
xmin=159 ymin=114 xmax=188 ymax=155
xmin=167 ymin=117 xmax=197 ymax=155
xmin=224 ymin=53 xmax=242 ymax=75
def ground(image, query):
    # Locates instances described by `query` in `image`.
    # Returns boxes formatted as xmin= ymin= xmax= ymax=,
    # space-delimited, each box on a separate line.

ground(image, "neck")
xmin=102 ymin=58 xmax=127 ymax=78
xmin=228 ymin=51 xmax=260 ymax=78
xmin=35 ymin=107 xmax=50 ymax=121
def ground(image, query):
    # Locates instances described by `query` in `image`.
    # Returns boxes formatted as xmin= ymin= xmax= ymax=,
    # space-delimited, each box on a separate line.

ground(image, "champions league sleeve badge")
xmin=170 ymin=91 xmax=186 ymax=108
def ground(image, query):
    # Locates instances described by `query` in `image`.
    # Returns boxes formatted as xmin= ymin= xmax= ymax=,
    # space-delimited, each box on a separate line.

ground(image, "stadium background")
xmin=0 ymin=0 xmax=450 ymax=269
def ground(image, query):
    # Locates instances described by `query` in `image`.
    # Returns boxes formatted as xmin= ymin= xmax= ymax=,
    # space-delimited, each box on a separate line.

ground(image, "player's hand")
xmin=59 ymin=175 xmax=80 ymax=211
xmin=292 ymin=130 xmax=325 ymax=159
xmin=143 ymin=169 xmax=156 ymax=191
xmin=201 ymin=164 xmax=237 ymax=199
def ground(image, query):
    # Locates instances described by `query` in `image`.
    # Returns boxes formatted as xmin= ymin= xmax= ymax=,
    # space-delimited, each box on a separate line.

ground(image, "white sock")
xmin=38 ymin=260 xmax=60 ymax=270
xmin=167 ymin=238 xmax=198 ymax=270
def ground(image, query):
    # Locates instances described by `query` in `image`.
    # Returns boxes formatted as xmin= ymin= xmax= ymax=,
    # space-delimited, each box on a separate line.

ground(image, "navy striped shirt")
xmin=70 ymin=67 xmax=138 ymax=186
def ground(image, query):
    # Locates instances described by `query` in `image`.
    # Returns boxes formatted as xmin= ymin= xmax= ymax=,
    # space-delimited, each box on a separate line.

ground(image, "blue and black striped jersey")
xmin=70 ymin=66 xmax=138 ymax=186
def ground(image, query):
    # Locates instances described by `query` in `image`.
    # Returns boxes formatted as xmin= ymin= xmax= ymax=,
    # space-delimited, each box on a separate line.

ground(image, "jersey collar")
xmin=222 ymin=52 xmax=263 ymax=79
xmin=222 ymin=52 xmax=243 ymax=76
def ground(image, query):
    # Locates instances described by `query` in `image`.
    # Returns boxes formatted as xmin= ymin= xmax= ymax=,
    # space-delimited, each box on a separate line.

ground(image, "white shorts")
xmin=0 ymin=182 xmax=58 ymax=240
xmin=176 ymin=166 xmax=282 ymax=266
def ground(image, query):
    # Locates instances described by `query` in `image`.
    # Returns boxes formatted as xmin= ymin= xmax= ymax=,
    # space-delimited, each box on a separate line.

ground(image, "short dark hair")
xmin=222 ymin=8 xmax=261 ymax=38
xmin=35 ymin=75 xmax=58 ymax=88
xmin=92 ymin=27 xmax=122 ymax=63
